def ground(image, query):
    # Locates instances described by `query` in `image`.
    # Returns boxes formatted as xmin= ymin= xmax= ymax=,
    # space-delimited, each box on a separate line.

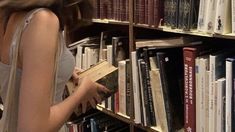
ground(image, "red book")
xmin=183 ymin=44 xmax=217 ymax=132
xmin=183 ymin=47 xmax=197 ymax=132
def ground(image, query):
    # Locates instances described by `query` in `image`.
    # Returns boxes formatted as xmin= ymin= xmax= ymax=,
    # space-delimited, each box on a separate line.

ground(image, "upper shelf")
xmin=92 ymin=19 xmax=129 ymax=26
xmin=91 ymin=19 xmax=235 ymax=40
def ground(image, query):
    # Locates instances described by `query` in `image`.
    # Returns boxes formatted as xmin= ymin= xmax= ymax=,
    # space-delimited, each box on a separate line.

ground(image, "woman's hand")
xmin=71 ymin=67 xmax=83 ymax=86
xmin=75 ymin=77 xmax=110 ymax=113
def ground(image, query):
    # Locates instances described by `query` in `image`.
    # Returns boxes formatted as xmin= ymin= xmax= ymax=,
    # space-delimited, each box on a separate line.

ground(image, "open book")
xmin=64 ymin=61 xmax=118 ymax=116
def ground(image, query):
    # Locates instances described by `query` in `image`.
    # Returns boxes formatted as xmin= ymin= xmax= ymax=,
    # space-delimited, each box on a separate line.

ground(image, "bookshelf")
xmin=92 ymin=19 xmax=129 ymax=25
xmin=68 ymin=0 xmax=235 ymax=131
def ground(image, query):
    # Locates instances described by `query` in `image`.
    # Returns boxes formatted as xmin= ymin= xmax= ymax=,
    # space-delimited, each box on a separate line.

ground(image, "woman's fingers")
xmin=89 ymin=99 xmax=97 ymax=108
xmin=96 ymin=83 xmax=110 ymax=94
xmin=94 ymin=93 xmax=102 ymax=104
xmin=82 ymin=102 xmax=87 ymax=113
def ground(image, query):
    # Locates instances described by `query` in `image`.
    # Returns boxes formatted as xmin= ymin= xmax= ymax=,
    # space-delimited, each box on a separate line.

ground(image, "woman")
xmin=0 ymin=0 xmax=109 ymax=132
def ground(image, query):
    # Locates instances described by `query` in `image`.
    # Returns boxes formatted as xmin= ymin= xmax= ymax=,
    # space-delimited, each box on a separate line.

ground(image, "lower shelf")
xmin=96 ymin=105 xmax=161 ymax=132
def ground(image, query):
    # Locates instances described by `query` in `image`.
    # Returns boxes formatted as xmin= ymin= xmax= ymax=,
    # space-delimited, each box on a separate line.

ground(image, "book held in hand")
xmin=65 ymin=61 xmax=118 ymax=116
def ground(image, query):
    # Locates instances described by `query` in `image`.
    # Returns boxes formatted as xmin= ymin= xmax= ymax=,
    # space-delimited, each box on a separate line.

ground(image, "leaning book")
xmin=64 ymin=60 xmax=118 ymax=116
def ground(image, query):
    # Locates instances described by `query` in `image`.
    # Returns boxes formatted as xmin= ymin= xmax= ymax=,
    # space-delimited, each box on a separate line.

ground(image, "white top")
xmin=0 ymin=8 xmax=75 ymax=132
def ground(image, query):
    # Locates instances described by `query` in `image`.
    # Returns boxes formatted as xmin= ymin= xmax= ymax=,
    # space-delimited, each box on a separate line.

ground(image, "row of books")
xmin=92 ymin=0 xmax=129 ymax=22
xmin=69 ymin=34 xmax=206 ymax=132
xmin=183 ymin=43 xmax=235 ymax=132
xmin=69 ymin=31 xmax=132 ymax=118
xmin=65 ymin=110 xmax=129 ymax=132
xmin=131 ymin=38 xmax=192 ymax=131
xmin=91 ymin=0 xmax=235 ymax=35
xmin=197 ymin=0 xmax=231 ymax=34
xmin=134 ymin=0 xmax=163 ymax=27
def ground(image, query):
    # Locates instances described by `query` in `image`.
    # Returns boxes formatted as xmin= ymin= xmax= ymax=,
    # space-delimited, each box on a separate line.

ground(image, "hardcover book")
xmin=65 ymin=61 xmax=118 ymax=116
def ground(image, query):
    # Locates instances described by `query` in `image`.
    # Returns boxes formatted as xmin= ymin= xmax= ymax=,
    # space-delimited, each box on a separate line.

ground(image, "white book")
xmin=226 ymin=59 xmax=233 ymax=132
xmin=209 ymin=52 xmax=228 ymax=132
xmin=209 ymin=55 xmax=215 ymax=132
xmin=76 ymin=45 xmax=83 ymax=69
xmin=214 ymin=80 xmax=218 ymax=132
xmin=204 ymin=0 xmax=218 ymax=33
xmin=87 ymin=48 xmax=99 ymax=68
xmin=131 ymin=51 xmax=142 ymax=124
xmin=107 ymin=45 xmax=113 ymax=65
xmin=214 ymin=0 xmax=231 ymax=34
xmin=106 ymin=45 xmax=113 ymax=110
xmin=198 ymin=0 xmax=209 ymax=32
xmin=149 ymin=56 xmax=159 ymax=127
xmin=216 ymin=78 xmax=226 ymax=132
xmin=82 ymin=53 xmax=86 ymax=70
xmin=199 ymin=57 xmax=209 ymax=132
xmin=118 ymin=60 xmax=126 ymax=115
xmin=232 ymin=0 xmax=235 ymax=33
xmin=205 ymin=70 xmax=210 ymax=132
xmin=84 ymin=47 xmax=90 ymax=70
xmin=195 ymin=58 xmax=201 ymax=132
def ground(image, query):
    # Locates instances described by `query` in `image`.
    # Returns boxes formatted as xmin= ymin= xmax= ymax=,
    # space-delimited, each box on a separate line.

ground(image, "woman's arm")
xmin=17 ymin=10 xmax=107 ymax=132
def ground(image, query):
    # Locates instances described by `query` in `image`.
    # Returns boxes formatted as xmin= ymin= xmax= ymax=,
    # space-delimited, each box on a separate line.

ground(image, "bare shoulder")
xmin=20 ymin=9 xmax=60 ymax=63
xmin=27 ymin=9 xmax=59 ymax=30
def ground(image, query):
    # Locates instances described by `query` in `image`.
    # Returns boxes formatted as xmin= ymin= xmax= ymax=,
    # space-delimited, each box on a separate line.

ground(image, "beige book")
xmin=150 ymin=69 xmax=168 ymax=132
xmin=65 ymin=61 xmax=118 ymax=116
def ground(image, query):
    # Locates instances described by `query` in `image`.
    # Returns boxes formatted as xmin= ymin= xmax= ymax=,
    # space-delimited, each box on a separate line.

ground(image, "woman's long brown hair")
xmin=0 ymin=0 xmax=94 ymax=43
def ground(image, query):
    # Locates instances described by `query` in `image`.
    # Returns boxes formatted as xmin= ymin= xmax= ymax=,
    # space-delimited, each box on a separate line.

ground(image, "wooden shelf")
xmin=134 ymin=124 xmax=161 ymax=132
xmin=134 ymin=24 xmax=235 ymax=40
xmin=96 ymin=105 xmax=133 ymax=124
xmin=96 ymin=105 xmax=161 ymax=132
xmin=213 ymin=33 xmax=235 ymax=40
xmin=134 ymin=24 xmax=213 ymax=37
xmin=92 ymin=19 xmax=129 ymax=26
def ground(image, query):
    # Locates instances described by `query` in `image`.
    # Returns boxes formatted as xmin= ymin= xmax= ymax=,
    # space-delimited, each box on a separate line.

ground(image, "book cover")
xmin=156 ymin=48 xmax=184 ymax=132
xmin=65 ymin=61 xmax=118 ymax=116
xmin=214 ymin=0 xmax=231 ymax=34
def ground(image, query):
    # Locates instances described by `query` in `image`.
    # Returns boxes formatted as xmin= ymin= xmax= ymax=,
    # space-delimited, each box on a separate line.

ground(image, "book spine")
xmin=171 ymin=0 xmax=179 ymax=28
xmin=205 ymin=70 xmax=210 ymax=132
xmin=144 ymin=59 xmax=156 ymax=126
xmin=226 ymin=59 xmax=233 ymax=132
xmin=214 ymin=0 xmax=231 ymax=34
xmin=216 ymin=78 xmax=226 ymax=132
xmin=100 ymin=0 xmax=105 ymax=19
xmin=118 ymin=60 xmax=127 ymax=115
xmin=139 ymin=0 xmax=145 ymax=24
xmin=183 ymin=48 xmax=196 ymax=132
xmin=126 ymin=60 xmax=131 ymax=117
xmin=204 ymin=0 xmax=217 ymax=33
xmin=140 ymin=61 xmax=152 ymax=126
xmin=177 ymin=0 xmax=184 ymax=29
xmin=197 ymin=0 xmax=207 ymax=31
xmin=135 ymin=0 xmax=140 ymax=23
xmin=232 ymin=0 xmax=235 ymax=33
xmin=148 ymin=0 xmax=154 ymax=26
xmin=209 ymin=55 xmax=216 ymax=132
xmin=118 ymin=0 xmax=121 ymax=21
xmin=195 ymin=58 xmax=200 ymax=132
xmin=182 ymin=0 xmax=191 ymax=30
xmin=144 ymin=0 xmax=148 ymax=24
xmin=232 ymin=63 xmax=235 ymax=132
xmin=164 ymin=0 xmax=171 ymax=27
xmin=200 ymin=58 xmax=209 ymax=132
xmin=190 ymin=0 xmax=200 ymax=29
xmin=138 ymin=59 xmax=147 ymax=125
xmin=131 ymin=52 xmax=142 ymax=124
xmin=153 ymin=0 xmax=159 ymax=27
xmin=156 ymin=52 xmax=173 ymax=132
xmin=125 ymin=0 xmax=129 ymax=21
